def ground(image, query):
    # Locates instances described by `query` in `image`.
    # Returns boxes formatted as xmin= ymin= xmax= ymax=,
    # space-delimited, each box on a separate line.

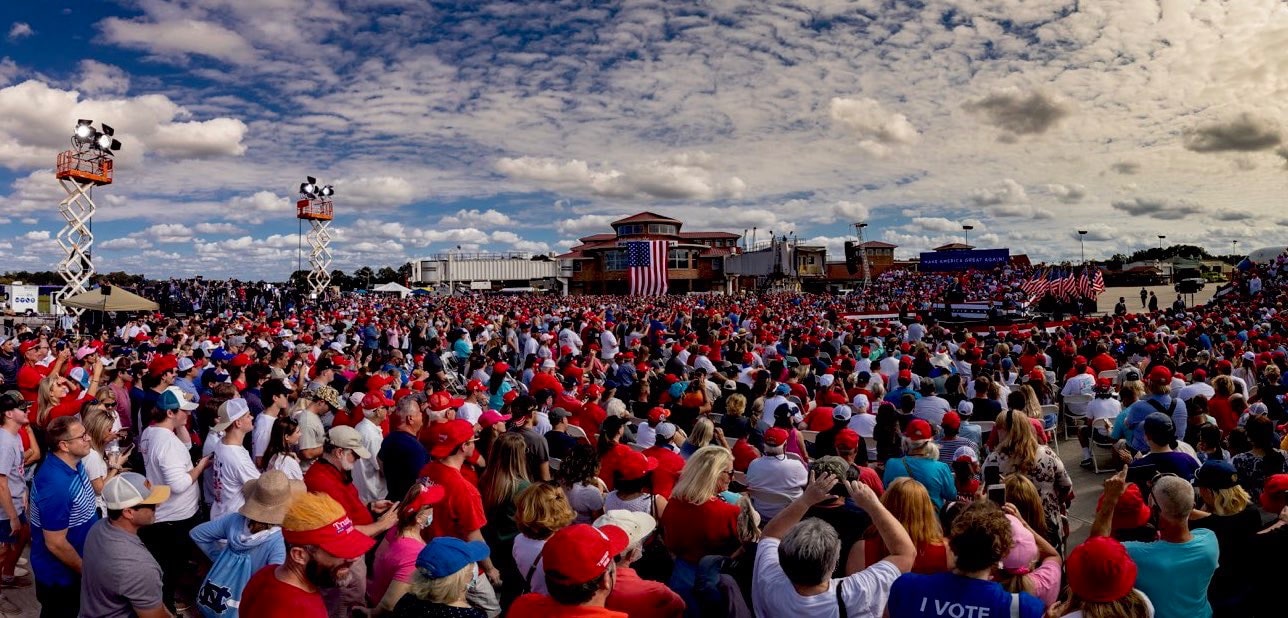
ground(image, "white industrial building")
xmin=409 ymin=252 xmax=565 ymax=293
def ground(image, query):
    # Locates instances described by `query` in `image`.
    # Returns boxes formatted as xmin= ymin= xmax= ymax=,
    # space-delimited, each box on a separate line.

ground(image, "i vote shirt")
xmin=886 ymin=572 xmax=1043 ymax=618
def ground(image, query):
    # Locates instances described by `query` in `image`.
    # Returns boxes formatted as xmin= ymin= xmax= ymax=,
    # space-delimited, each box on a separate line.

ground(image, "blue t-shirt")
xmin=488 ymin=380 xmax=513 ymax=410
xmin=30 ymin=454 xmax=100 ymax=587
xmin=882 ymin=457 xmax=957 ymax=509
xmin=1123 ymin=395 xmax=1187 ymax=453
xmin=1125 ymin=528 xmax=1219 ymax=618
xmin=887 ymin=571 xmax=1043 ymax=618
xmin=379 ymin=431 xmax=429 ymax=502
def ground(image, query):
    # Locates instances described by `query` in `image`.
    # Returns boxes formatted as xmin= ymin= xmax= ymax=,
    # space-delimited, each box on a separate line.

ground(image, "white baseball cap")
xmin=177 ymin=357 xmax=195 ymax=372
xmin=212 ymin=398 xmax=251 ymax=432
xmin=594 ymin=510 xmax=656 ymax=548
xmin=103 ymin=472 xmax=170 ymax=510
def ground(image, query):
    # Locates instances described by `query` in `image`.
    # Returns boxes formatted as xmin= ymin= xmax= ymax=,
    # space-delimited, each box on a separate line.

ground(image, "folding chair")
xmin=1042 ymin=413 xmax=1059 ymax=456
xmin=1089 ymin=418 xmax=1117 ymax=474
xmin=1061 ymin=394 xmax=1093 ymax=441
xmin=548 ymin=457 xmax=562 ymax=471
xmin=564 ymin=424 xmax=590 ymax=443
xmin=800 ymin=430 xmax=819 ymax=444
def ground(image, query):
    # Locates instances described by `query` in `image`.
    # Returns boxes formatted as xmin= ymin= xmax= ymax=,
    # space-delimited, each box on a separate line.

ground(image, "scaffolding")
xmin=54 ymin=149 xmax=115 ymax=316
xmin=297 ymin=197 xmax=334 ymax=297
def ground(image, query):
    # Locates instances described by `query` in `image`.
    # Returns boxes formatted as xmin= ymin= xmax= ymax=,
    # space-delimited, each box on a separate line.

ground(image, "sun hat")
xmin=281 ymin=493 xmax=374 ymax=559
xmin=594 ymin=510 xmax=656 ymax=548
xmin=102 ymin=472 xmax=170 ymax=510
xmin=211 ymin=398 xmax=251 ymax=432
xmin=327 ymin=426 xmax=371 ymax=459
xmin=542 ymin=524 xmax=629 ymax=585
xmin=1067 ymin=536 xmax=1137 ymax=603
xmin=239 ymin=470 xmax=306 ymax=525
xmin=416 ymin=536 xmax=490 ymax=579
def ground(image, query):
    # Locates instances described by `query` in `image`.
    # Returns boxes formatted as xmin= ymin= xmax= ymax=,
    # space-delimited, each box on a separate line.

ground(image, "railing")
xmin=426 ymin=251 xmax=538 ymax=261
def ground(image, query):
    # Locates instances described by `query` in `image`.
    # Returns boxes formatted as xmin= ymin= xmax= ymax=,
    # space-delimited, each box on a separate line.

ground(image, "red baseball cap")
xmin=428 ymin=419 xmax=475 ymax=459
xmin=616 ymin=451 xmax=659 ymax=482
xmin=542 ymin=524 xmax=629 ymax=585
xmin=898 ymin=369 xmax=912 ymax=380
xmin=428 ymin=391 xmax=465 ymax=412
xmin=1260 ymin=474 xmax=1288 ymax=511
xmin=1067 ymin=537 xmax=1137 ymax=603
xmin=764 ymin=427 xmax=789 ymax=446
xmin=835 ymin=428 xmax=860 ymax=452
xmin=466 ymin=379 xmax=487 ymax=393
xmin=1100 ymin=483 xmax=1151 ymax=530
xmin=647 ymin=407 xmax=670 ymax=423
xmin=229 ymin=353 xmax=252 ymax=368
xmin=905 ymin=418 xmax=933 ymax=441
xmin=493 ymin=362 xmax=509 ymax=374
xmin=1073 ymin=355 xmax=1087 ymax=366
xmin=478 ymin=410 xmax=511 ymax=428
xmin=502 ymin=390 xmax=518 ymax=404
xmin=18 ymin=339 xmax=42 ymax=355
xmin=147 ymin=355 xmax=178 ymax=377
xmin=1147 ymin=366 xmax=1172 ymax=383
xmin=361 ymin=392 xmax=395 ymax=410
xmin=941 ymin=411 xmax=961 ymax=430
xmin=1027 ymin=368 xmax=1045 ymax=382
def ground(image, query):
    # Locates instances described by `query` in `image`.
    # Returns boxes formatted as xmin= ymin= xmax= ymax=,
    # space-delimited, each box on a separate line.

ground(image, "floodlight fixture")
xmin=319 ymin=185 xmax=334 ymax=197
xmin=74 ymin=120 xmax=94 ymax=141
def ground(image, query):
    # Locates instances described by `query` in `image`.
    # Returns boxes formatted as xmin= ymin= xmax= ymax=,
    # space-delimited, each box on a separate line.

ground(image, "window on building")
xmin=573 ymin=260 xmax=583 ymax=272
xmin=604 ymin=250 xmax=628 ymax=270
xmin=668 ymin=249 xmax=691 ymax=269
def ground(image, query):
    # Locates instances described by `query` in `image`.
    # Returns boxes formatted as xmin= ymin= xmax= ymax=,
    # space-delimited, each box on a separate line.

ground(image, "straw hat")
xmin=239 ymin=470 xmax=306 ymax=525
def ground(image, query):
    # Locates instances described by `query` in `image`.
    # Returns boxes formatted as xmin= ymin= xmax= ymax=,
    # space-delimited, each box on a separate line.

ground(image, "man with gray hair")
xmin=378 ymin=395 xmax=428 ymax=501
xmin=594 ymin=510 xmax=684 ymax=616
xmin=752 ymin=471 xmax=915 ymax=617
xmin=1091 ymin=467 xmax=1218 ymax=618
xmin=745 ymin=427 xmax=807 ymax=520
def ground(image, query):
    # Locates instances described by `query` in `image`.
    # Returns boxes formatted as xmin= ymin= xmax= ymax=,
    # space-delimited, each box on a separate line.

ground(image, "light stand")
xmin=856 ymin=222 xmax=870 ymax=289
xmin=296 ymin=177 xmax=335 ymax=298
xmin=54 ymin=119 xmax=121 ymax=316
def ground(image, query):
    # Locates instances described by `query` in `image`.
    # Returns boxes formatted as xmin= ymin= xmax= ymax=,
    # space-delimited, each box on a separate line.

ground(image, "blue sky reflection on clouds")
xmin=2 ymin=0 xmax=1288 ymax=278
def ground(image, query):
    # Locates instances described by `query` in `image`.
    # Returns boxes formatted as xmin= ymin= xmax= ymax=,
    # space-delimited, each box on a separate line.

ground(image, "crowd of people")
xmin=0 ymin=253 xmax=1286 ymax=617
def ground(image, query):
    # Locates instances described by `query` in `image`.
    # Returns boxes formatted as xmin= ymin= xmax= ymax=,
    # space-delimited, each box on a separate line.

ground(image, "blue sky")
xmin=2 ymin=1 xmax=1288 ymax=279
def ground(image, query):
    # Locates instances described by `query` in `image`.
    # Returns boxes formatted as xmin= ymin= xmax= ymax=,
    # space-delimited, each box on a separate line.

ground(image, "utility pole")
xmin=856 ymin=222 xmax=871 ymax=289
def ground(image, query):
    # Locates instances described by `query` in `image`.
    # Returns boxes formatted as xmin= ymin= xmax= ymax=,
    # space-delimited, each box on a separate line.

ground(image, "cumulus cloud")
xmin=1110 ymin=197 xmax=1204 ymax=220
xmin=136 ymin=223 xmax=194 ymax=244
xmin=828 ymin=97 xmax=918 ymax=157
xmin=490 ymin=230 xmax=549 ymax=253
xmin=439 ymin=209 xmax=514 ymax=228
xmin=21 ymin=230 xmax=49 ymax=241
xmin=98 ymin=18 xmax=257 ymax=65
xmin=193 ymin=222 xmax=242 ymax=235
xmin=968 ymin=179 xmax=1027 ymax=206
xmin=0 ymin=80 xmax=247 ymax=168
xmin=1182 ymin=113 xmax=1282 ymax=153
xmin=496 ymin=153 xmax=745 ymax=200
xmin=77 ymin=60 xmax=130 ymax=96
xmin=963 ymin=88 xmax=1069 ymax=138
xmin=7 ymin=23 xmax=33 ymax=41
xmin=224 ymin=192 xmax=293 ymax=223
xmin=1110 ymin=161 xmax=1140 ymax=175
xmin=99 ymin=237 xmax=152 ymax=250
xmin=556 ymin=214 xmax=618 ymax=236
xmin=1044 ymin=183 xmax=1086 ymax=204
xmin=1213 ymin=209 xmax=1256 ymax=221
xmin=341 ymin=176 xmax=418 ymax=208
xmin=911 ymin=217 xmax=983 ymax=233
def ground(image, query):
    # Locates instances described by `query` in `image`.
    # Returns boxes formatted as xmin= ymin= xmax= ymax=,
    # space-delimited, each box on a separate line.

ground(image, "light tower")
xmin=296 ymin=177 xmax=335 ymax=298
xmin=54 ymin=119 xmax=122 ymax=315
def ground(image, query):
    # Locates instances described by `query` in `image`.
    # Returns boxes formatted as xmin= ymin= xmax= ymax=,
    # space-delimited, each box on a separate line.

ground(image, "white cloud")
xmin=556 ymin=214 xmax=618 ymax=236
xmin=1044 ymin=183 xmax=1087 ymax=204
xmin=496 ymin=153 xmax=745 ymax=200
xmin=7 ymin=23 xmax=32 ymax=41
xmin=968 ymin=179 xmax=1028 ymax=207
xmin=193 ymin=222 xmax=243 ymax=235
xmin=21 ymin=230 xmax=49 ymax=241
xmin=910 ymin=217 xmax=983 ymax=234
xmin=136 ymin=223 xmax=194 ymax=244
xmin=98 ymin=18 xmax=256 ymax=65
xmin=77 ymin=60 xmax=130 ymax=96
xmin=439 ymin=209 xmax=514 ymax=228
xmin=829 ymin=97 xmax=919 ymax=157
xmin=99 ymin=237 xmax=152 ymax=250
xmin=341 ymin=176 xmax=418 ymax=208
xmin=149 ymin=118 xmax=247 ymax=158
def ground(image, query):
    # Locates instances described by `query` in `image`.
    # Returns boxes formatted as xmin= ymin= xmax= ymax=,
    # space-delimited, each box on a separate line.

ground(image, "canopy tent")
xmin=371 ymin=281 xmax=412 ymax=298
xmin=60 ymin=286 xmax=159 ymax=312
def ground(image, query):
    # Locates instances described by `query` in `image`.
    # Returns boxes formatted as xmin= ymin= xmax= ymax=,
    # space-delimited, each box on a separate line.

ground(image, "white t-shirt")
xmin=141 ymin=425 xmax=200 ymax=522
xmin=600 ymin=331 xmax=619 ymax=360
xmin=82 ymin=447 xmax=107 ymax=516
xmin=252 ymin=412 xmax=276 ymax=460
xmin=457 ymin=402 xmax=483 ymax=426
xmin=353 ymin=419 xmax=387 ymax=504
xmin=745 ymin=456 xmax=807 ymax=521
xmin=635 ymin=423 xmax=657 ymax=449
xmin=512 ymin=534 xmax=548 ymax=595
xmin=211 ymin=440 xmax=260 ymax=520
xmin=1085 ymin=398 xmax=1122 ymax=424
xmin=268 ymin=453 xmax=303 ymax=480
xmin=752 ymin=537 xmax=901 ymax=618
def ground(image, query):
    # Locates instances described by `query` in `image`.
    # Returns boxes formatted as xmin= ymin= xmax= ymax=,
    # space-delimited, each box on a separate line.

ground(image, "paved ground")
xmin=1100 ymin=283 xmax=1217 ymax=315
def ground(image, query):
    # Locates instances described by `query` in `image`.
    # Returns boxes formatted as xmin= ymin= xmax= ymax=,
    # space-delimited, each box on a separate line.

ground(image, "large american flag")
xmin=626 ymin=240 xmax=669 ymax=295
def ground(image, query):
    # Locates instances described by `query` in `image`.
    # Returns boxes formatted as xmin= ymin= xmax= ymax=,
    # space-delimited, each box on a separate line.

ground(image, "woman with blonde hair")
xmin=857 ymin=477 xmax=951 ymax=574
xmin=681 ymin=416 xmax=723 ymax=458
xmin=368 ymin=481 xmax=447 ymax=615
xmin=392 ymin=537 xmax=490 ymax=618
xmin=1004 ymin=473 xmax=1053 ymax=545
xmin=35 ymin=372 xmax=94 ymax=430
xmin=1191 ymin=459 xmax=1259 ymax=615
xmin=720 ymin=393 xmax=751 ymax=439
xmin=478 ymin=432 xmax=531 ymax=606
xmin=512 ymin=482 xmax=576 ymax=595
xmin=984 ymin=408 xmax=1072 ymax=533
xmin=660 ymin=445 xmax=742 ymax=608
xmin=79 ymin=404 xmax=131 ymax=516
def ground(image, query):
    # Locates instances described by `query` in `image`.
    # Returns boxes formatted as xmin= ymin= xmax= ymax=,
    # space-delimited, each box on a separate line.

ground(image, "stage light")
xmin=94 ymin=132 xmax=121 ymax=151
xmin=74 ymin=120 xmax=94 ymax=141
xmin=300 ymin=176 xmax=318 ymax=197
xmin=319 ymin=185 xmax=333 ymax=197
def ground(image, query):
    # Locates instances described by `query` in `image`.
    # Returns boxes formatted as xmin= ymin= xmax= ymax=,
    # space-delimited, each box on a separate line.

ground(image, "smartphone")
xmin=984 ymin=463 xmax=1005 ymax=505
xmin=56 ymin=340 xmax=67 ymax=352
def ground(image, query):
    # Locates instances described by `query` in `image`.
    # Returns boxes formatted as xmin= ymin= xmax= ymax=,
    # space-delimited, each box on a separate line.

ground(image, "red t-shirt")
xmin=303 ymin=459 xmax=374 ymax=525
xmin=573 ymin=403 xmax=607 ymax=439
xmin=864 ymin=537 xmax=949 ymax=575
xmin=31 ymin=391 xmax=88 ymax=428
xmin=788 ymin=382 xmax=809 ymax=404
xmin=660 ymin=497 xmax=740 ymax=563
xmin=641 ymin=446 xmax=684 ymax=499
xmin=240 ymin=565 xmax=327 ymax=618
xmin=510 ymin=593 xmax=629 ymax=618
xmin=731 ymin=439 xmax=759 ymax=473
xmin=419 ymin=461 xmax=487 ymax=540
xmin=598 ymin=443 xmax=634 ymax=492
xmin=803 ymin=406 xmax=836 ymax=432
xmin=17 ymin=363 xmax=50 ymax=403
xmin=606 ymin=566 xmax=685 ymax=617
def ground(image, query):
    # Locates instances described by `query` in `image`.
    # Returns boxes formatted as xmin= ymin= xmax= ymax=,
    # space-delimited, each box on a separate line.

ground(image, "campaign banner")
xmin=919 ymin=248 xmax=1009 ymax=272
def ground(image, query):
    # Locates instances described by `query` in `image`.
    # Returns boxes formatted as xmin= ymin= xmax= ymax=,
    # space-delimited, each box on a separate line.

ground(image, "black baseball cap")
xmin=0 ymin=391 xmax=28 ymax=413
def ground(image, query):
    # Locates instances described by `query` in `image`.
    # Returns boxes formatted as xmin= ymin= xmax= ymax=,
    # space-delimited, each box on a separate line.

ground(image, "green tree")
xmin=353 ymin=266 xmax=374 ymax=289
xmin=375 ymin=266 xmax=399 ymax=284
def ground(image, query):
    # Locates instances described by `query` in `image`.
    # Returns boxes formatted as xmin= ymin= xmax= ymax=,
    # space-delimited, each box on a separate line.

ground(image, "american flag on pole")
xmin=626 ymin=240 xmax=669 ymax=295
xmin=1090 ymin=268 xmax=1105 ymax=295
xmin=1077 ymin=268 xmax=1091 ymax=299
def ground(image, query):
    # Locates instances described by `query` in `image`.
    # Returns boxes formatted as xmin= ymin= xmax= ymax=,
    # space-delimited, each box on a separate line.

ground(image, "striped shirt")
xmin=30 ymin=454 xmax=100 ymax=586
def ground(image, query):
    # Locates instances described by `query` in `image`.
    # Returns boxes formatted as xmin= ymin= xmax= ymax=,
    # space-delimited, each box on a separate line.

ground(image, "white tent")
xmin=372 ymin=281 xmax=412 ymax=298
